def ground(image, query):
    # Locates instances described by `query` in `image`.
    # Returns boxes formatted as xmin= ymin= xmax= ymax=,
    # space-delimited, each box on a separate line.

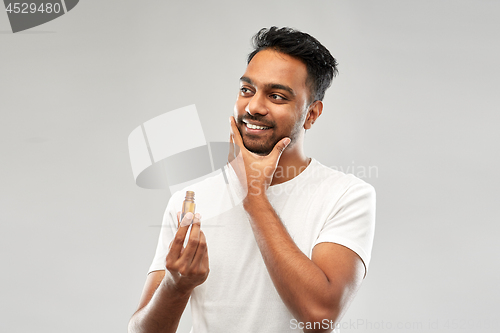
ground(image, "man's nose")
xmin=246 ymin=92 xmax=268 ymax=116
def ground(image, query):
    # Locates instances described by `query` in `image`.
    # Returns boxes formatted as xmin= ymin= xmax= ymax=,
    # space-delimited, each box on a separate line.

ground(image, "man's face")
xmin=233 ymin=49 xmax=311 ymax=155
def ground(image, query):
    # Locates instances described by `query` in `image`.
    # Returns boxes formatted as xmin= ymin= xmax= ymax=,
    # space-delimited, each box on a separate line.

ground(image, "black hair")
xmin=248 ymin=26 xmax=338 ymax=103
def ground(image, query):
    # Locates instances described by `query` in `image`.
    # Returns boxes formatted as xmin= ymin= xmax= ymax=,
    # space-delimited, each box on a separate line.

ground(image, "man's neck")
xmin=270 ymin=149 xmax=311 ymax=186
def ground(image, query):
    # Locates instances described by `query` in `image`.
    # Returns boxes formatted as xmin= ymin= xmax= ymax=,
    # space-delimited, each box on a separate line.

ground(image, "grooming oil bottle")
xmin=180 ymin=191 xmax=196 ymax=227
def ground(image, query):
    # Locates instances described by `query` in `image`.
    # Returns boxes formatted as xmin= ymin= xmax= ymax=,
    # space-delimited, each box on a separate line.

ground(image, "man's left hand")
xmin=228 ymin=116 xmax=291 ymax=197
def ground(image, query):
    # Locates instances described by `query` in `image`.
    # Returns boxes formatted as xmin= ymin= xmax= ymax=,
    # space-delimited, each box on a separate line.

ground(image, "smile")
xmin=245 ymin=123 xmax=271 ymax=130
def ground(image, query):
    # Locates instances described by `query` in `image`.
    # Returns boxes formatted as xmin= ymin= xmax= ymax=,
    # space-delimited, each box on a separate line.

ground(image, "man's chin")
xmin=250 ymin=148 xmax=272 ymax=156
xmin=242 ymin=141 xmax=273 ymax=156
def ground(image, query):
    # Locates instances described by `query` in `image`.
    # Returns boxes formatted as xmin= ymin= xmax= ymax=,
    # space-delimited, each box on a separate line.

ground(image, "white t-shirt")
xmin=149 ymin=158 xmax=376 ymax=332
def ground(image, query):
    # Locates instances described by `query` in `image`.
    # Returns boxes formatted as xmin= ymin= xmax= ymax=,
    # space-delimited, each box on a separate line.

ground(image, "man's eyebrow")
xmin=265 ymin=83 xmax=295 ymax=97
xmin=240 ymin=76 xmax=253 ymax=85
xmin=239 ymin=76 xmax=295 ymax=97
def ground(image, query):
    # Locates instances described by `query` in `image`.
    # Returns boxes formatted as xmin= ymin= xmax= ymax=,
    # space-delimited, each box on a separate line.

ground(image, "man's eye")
xmin=270 ymin=94 xmax=286 ymax=101
xmin=240 ymin=87 xmax=253 ymax=95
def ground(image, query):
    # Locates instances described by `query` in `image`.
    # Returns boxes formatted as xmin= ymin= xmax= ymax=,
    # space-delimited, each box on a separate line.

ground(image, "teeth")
xmin=246 ymin=123 xmax=270 ymax=130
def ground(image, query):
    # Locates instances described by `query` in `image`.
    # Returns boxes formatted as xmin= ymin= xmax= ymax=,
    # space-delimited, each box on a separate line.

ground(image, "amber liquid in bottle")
xmin=179 ymin=191 xmax=195 ymax=228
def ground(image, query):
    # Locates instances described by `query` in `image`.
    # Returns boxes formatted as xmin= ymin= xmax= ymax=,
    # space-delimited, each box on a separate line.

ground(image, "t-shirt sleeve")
xmin=148 ymin=195 xmax=179 ymax=274
xmin=313 ymin=180 xmax=376 ymax=276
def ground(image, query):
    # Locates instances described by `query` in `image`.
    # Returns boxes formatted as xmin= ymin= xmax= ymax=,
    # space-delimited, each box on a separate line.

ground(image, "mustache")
xmin=238 ymin=115 xmax=275 ymax=128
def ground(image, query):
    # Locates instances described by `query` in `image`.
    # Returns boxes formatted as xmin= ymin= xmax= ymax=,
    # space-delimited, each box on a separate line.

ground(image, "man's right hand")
xmin=129 ymin=212 xmax=209 ymax=333
xmin=165 ymin=212 xmax=209 ymax=294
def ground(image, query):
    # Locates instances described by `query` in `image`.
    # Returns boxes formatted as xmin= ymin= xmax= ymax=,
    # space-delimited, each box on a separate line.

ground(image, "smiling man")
xmin=129 ymin=27 xmax=376 ymax=333
xmin=234 ymin=47 xmax=319 ymax=183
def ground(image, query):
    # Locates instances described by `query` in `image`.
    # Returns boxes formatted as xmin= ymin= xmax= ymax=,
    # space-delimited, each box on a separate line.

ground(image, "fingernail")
xmin=284 ymin=138 xmax=291 ymax=147
xmin=193 ymin=213 xmax=202 ymax=225
xmin=180 ymin=212 xmax=194 ymax=227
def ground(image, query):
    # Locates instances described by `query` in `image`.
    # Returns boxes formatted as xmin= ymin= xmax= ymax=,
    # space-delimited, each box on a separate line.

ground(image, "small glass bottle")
xmin=180 ymin=190 xmax=195 ymax=227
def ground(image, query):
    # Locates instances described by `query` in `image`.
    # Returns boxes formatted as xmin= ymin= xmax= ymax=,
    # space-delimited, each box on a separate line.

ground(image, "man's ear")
xmin=304 ymin=100 xmax=323 ymax=130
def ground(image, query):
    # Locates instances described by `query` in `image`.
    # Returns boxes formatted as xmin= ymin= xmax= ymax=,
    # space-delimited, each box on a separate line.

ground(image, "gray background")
xmin=1 ymin=0 xmax=499 ymax=332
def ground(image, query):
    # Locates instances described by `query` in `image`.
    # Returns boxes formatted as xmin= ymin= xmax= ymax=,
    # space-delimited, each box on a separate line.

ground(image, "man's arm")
xmin=128 ymin=213 xmax=209 ymax=333
xmin=228 ymin=116 xmax=369 ymax=332
xmin=128 ymin=270 xmax=190 ymax=333
xmin=243 ymin=195 xmax=365 ymax=330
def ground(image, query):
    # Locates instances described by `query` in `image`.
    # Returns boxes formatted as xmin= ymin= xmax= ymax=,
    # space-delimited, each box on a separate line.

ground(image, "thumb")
xmin=273 ymin=137 xmax=291 ymax=156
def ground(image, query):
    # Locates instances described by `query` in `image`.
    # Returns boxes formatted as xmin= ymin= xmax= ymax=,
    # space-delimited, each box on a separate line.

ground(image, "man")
xmin=129 ymin=27 xmax=375 ymax=333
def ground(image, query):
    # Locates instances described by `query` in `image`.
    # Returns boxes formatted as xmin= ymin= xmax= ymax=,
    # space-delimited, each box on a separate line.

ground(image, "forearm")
xmin=243 ymin=194 xmax=339 ymax=325
xmin=129 ymin=273 xmax=191 ymax=333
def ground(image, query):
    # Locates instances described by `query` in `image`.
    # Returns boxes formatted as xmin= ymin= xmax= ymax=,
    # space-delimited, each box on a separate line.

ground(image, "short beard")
xmin=243 ymin=137 xmax=277 ymax=156
xmin=236 ymin=111 xmax=304 ymax=156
